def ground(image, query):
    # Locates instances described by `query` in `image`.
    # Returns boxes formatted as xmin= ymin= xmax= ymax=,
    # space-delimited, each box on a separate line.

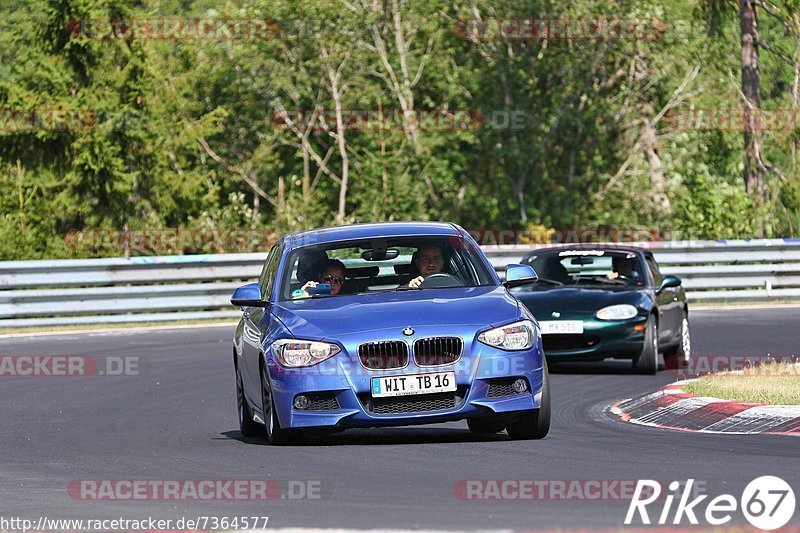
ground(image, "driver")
xmin=607 ymin=256 xmax=637 ymax=280
xmin=407 ymin=244 xmax=444 ymax=289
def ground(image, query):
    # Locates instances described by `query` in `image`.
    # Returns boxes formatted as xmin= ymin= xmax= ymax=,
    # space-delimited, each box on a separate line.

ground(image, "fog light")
xmin=512 ymin=378 xmax=528 ymax=393
xmin=293 ymin=395 xmax=310 ymax=410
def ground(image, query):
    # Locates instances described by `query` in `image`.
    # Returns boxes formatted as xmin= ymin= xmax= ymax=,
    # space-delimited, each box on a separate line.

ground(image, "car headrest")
xmin=396 ymin=251 xmax=421 ymax=276
xmin=394 ymin=263 xmax=416 ymax=275
xmin=296 ymin=250 xmax=329 ymax=283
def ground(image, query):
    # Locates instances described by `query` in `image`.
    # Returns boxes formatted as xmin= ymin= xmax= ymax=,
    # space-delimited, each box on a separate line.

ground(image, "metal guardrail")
xmin=1 ymin=239 xmax=799 ymax=328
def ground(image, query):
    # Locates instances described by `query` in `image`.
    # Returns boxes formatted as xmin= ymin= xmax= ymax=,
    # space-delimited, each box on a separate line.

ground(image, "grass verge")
xmin=682 ymin=361 xmax=800 ymax=405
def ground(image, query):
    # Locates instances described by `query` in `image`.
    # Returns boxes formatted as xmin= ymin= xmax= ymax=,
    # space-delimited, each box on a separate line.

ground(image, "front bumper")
xmin=540 ymin=316 xmax=647 ymax=360
xmin=265 ymin=325 xmax=545 ymax=430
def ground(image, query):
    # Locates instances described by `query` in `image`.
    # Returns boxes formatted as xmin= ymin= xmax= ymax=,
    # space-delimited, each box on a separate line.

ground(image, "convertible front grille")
xmin=358 ymin=341 xmax=409 ymax=370
xmin=542 ymin=334 xmax=600 ymax=351
xmin=359 ymin=387 xmax=468 ymax=415
xmin=414 ymin=337 xmax=463 ymax=366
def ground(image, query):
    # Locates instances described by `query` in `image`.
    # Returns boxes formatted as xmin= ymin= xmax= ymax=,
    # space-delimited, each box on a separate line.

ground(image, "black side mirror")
xmin=657 ymin=275 xmax=681 ymax=293
xmin=231 ymin=283 xmax=268 ymax=307
xmin=504 ymin=264 xmax=539 ymax=289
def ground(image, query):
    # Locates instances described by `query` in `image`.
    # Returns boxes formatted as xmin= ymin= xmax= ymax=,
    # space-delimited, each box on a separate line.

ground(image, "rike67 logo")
xmin=625 ymin=476 xmax=796 ymax=530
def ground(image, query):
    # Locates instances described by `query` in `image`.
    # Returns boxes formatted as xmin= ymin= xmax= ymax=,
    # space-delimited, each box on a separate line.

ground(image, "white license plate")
xmin=539 ymin=320 xmax=584 ymax=335
xmin=371 ymin=371 xmax=457 ymax=398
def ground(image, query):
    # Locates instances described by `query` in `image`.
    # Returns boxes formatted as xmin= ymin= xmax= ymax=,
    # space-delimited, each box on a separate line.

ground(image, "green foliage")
xmin=1 ymin=0 xmax=800 ymax=259
xmin=672 ymin=174 xmax=761 ymax=239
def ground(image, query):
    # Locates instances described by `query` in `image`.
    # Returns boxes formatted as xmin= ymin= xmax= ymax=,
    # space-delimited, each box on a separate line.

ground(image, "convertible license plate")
xmin=539 ymin=320 xmax=584 ymax=335
xmin=371 ymin=371 xmax=457 ymax=398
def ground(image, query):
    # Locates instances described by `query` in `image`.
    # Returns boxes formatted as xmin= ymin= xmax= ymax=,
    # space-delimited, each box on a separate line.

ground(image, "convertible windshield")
xmin=278 ymin=236 xmax=496 ymax=300
xmin=519 ymin=249 xmax=645 ymax=289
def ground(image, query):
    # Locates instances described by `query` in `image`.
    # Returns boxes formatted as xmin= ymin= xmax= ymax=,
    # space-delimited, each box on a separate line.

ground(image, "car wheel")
xmin=505 ymin=358 xmax=551 ymax=440
xmin=633 ymin=318 xmax=658 ymax=375
xmin=236 ymin=363 xmax=262 ymax=437
xmin=261 ymin=363 xmax=302 ymax=446
xmin=664 ymin=313 xmax=691 ymax=371
xmin=467 ymin=417 xmax=506 ymax=434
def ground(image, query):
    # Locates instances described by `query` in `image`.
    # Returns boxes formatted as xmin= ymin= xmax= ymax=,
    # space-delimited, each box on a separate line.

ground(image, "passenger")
xmin=407 ymin=245 xmax=445 ymax=289
xmin=293 ymin=259 xmax=347 ymax=298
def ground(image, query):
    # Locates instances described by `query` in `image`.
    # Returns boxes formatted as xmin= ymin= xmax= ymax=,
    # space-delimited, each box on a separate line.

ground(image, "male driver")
xmin=607 ymin=256 xmax=639 ymax=281
xmin=408 ymin=245 xmax=444 ymax=288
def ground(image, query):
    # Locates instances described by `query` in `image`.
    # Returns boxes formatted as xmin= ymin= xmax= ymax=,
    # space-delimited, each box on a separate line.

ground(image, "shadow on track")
xmin=548 ymin=359 xmax=644 ymax=375
xmin=217 ymin=426 xmax=517 ymax=446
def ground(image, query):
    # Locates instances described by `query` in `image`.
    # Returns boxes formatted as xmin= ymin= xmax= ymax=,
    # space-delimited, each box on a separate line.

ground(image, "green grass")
xmin=683 ymin=362 xmax=800 ymax=405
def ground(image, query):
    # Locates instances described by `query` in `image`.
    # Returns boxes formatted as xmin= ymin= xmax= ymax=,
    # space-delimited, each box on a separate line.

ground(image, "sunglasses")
xmin=322 ymin=275 xmax=344 ymax=286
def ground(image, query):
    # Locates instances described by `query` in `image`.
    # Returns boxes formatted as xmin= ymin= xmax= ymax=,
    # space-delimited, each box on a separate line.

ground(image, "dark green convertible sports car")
xmin=511 ymin=246 xmax=690 ymax=374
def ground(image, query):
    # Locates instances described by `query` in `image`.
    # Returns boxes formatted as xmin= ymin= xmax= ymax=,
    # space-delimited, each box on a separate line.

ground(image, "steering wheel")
xmin=419 ymin=273 xmax=464 ymax=289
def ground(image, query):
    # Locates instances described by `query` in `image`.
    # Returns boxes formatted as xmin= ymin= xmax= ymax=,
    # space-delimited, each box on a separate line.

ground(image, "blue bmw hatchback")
xmin=230 ymin=222 xmax=549 ymax=444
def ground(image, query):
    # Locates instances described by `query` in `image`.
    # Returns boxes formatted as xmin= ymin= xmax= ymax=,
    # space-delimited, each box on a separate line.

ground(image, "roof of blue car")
xmin=284 ymin=222 xmax=462 ymax=248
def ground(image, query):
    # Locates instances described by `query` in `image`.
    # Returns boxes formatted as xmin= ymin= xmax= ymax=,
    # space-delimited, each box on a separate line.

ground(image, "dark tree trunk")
xmin=740 ymin=0 xmax=766 ymax=200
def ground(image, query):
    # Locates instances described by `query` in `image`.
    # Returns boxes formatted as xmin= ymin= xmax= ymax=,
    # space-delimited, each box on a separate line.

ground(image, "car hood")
xmin=514 ymin=287 xmax=652 ymax=317
xmin=272 ymin=286 xmax=520 ymax=338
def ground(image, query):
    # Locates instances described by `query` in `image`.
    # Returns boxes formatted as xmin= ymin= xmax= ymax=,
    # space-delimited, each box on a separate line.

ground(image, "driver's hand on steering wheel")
xmin=408 ymin=276 xmax=425 ymax=289
xmin=606 ymin=272 xmax=620 ymax=280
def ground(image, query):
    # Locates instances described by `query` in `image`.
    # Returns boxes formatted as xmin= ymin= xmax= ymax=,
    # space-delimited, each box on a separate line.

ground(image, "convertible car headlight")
xmin=478 ymin=320 xmax=536 ymax=350
xmin=596 ymin=304 xmax=638 ymax=320
xmin=273 ymin=339 xmax=341 ymax=367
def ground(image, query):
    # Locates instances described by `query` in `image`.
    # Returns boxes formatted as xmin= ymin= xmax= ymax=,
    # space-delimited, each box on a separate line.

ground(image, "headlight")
xmin=272 ymin=339 xmax=341 ymax=367
xmin=478 ymin=320 xmax=536 ymax=350
xmin=596 ymin=304 xmax=639 ymax=320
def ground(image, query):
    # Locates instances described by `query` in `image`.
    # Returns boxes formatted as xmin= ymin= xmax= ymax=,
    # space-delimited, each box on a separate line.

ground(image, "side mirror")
xmin=657 ymin=275 xmax=682 ymax=293
xmin=231 ymin=282 xmax=267 ymax=307
xmin=504 ymin=264 xmax=539 ymax=289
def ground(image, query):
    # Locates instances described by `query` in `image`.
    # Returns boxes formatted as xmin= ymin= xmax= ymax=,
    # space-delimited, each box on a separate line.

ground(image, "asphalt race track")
xmin=1 ymin=307 xmax=799 ymax=530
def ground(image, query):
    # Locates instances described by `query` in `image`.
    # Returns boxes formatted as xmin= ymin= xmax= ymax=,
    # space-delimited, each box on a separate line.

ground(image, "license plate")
xmin=371 ymin=371 xmax=457 ymax=398
xmin=539 ymin=320 xmax=584 ymax=335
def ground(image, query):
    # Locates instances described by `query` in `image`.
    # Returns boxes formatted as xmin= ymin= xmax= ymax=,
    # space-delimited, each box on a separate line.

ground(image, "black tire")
xmin=633 ymin=318 xmax=658 ymax=375
xmin=664 ymin=312 xmax=691 ymax=371
xmin=236 ymin=363 xmax=262 ymax=437
xmin=261 ymin=362 xmax=302 ymax=446
xmin=505 ymin=359 xmax=551 ymax=440
xmin=467 ymin=417 xmax=506 ymax=434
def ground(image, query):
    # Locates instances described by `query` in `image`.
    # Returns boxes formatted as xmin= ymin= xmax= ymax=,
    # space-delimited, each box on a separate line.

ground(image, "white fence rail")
xmin=1 ymin=239 xmax=799 ymax=328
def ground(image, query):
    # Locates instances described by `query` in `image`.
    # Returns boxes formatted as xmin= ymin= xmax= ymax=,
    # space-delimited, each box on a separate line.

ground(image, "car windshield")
xmin=278 ymin=236 xmax=496 ymax=300
xmin=517 ymin=249 xmax=645 ymax=289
